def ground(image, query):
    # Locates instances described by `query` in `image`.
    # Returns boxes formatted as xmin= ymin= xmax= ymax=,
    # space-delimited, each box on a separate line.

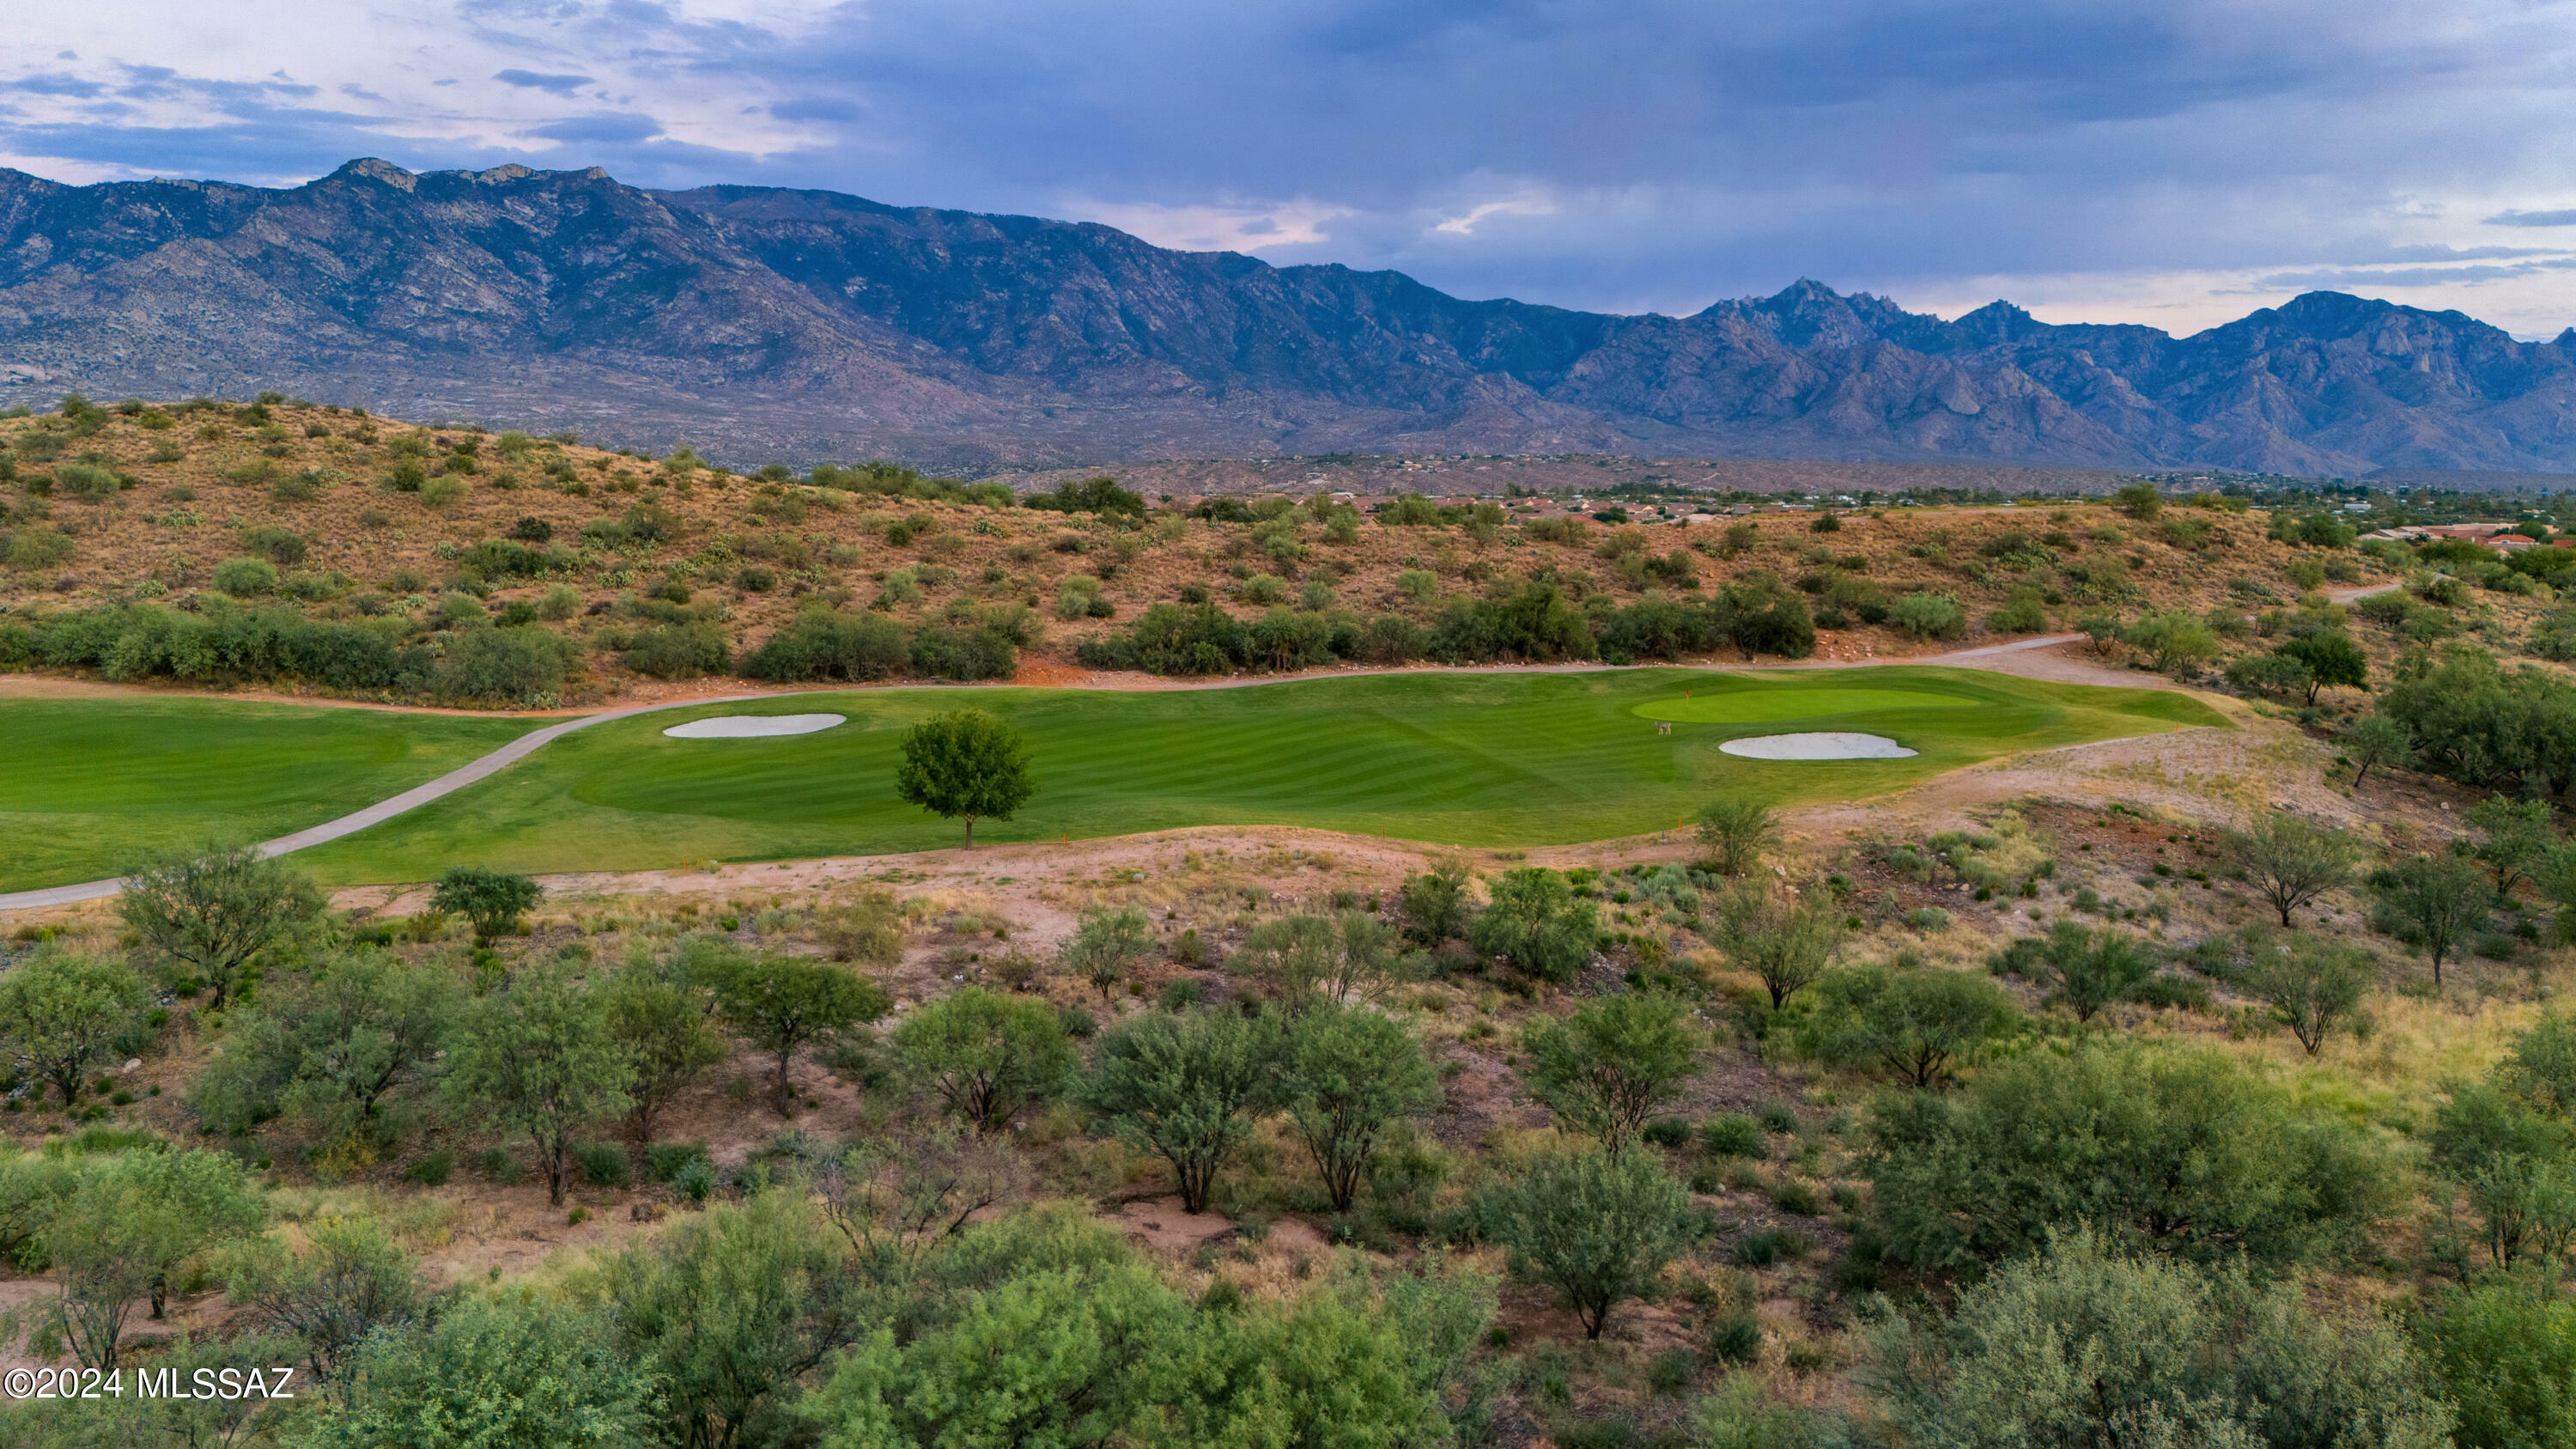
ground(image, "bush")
xmin=1890 ymin=591 xmax=1967 ymax=641
xmin=1878 ymin=1230 xmax=2446 ymax=1449
xmin=1869 ymin=1038 xmax=2392 ymax=1271
xmin=738 ymin=609 xmax=909 ymax=682
xmin=3 ymin=528 xmax=74 ymax=570
xmin=433 ymin=626 xmax=574 ymax=707
xmin=2122 ymin=608 xmax=2219 ymax=674
xmin=54 ymin=463 xmax=119 ymax=502
xmin=1470 ymin=868 xmax=1600 ymax=982
xmin=1985 ymin=587 xmax=2048 ymax=633
xmin=575 ymin=1141 xmax=631 ymax=1188
xmin=623 ymin=622 xmax=730 ymax=679
xmin=212 ymin=557 xmax=280 ymax=596
xmin=1703 ymin=1114 xmax=1763 ymax=1159
xmin=1480 ymin=1148 xmax=1694 ymax=1338
xmin=892 ymin=987 xmax=1075 ymax=1133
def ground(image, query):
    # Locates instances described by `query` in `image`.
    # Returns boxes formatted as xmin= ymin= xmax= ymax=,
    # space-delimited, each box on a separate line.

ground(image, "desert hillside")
xmin=10 ymin=393 xmax=2538 ymax=717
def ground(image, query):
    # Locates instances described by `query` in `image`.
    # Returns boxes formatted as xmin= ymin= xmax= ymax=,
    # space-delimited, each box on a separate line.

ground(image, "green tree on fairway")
xmin=441 ymin=965 xmax=633 ymax=1207
xmin=1482 ymin=1148 xmax=1694 ymax=1339
xmin=1085 ymin=1008 xmax=1275 ymax=1211
xmin=117 ymin=839 xmax=324 ymax=1010
xmin=0 ymin=948 xmax=144 ymax=1107
xmin=894 ymin=707 xmax=1036 ymax=848
xmin=706 ymin=950 xmax=891 ymax=1117
xmin=428 ymin=866 xmax=543 ymax=940
xmin=1522 ymin=991 xmax=1703 ymax=1154
xmin=893 ymin=987 xmax=1075 ymax=1134
xmin=1280 ymin=1004 xmax=1440 ymax=1212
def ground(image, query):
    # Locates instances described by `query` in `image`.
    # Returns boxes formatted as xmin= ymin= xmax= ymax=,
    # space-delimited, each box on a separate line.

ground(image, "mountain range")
xmin=1 ymin=156 xmax=2573 ymax=477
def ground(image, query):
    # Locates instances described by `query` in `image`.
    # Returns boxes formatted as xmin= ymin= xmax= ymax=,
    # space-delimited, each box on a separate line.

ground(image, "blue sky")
xmin=9 ymin=0 xmax=2576 ymax=337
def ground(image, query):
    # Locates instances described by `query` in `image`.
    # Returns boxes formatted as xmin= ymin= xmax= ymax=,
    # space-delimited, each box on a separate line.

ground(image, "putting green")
xmin=267 ymin=666 xmax=2220 ymax=885
xmin=0 ymin=699 xmax=539 ymax=891
xmin=1633 ymin=686 xmax=1976 ymax=724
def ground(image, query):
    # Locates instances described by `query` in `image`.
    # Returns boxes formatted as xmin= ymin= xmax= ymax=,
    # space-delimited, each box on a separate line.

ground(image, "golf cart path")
xmin=0 ymin=582 xmax=2397 ymax=912
xmin=0 ymin=693 xmax=764 ymax=911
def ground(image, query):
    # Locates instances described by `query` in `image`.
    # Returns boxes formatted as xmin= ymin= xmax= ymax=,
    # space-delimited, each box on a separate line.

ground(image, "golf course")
xmin=0 ymin=666 xmax=2221 ymax=890
xmin=0 ymin=698 xmax=539 ymax=891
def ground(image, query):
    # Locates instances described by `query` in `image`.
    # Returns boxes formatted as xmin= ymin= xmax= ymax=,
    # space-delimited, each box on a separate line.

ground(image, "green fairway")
xmin=0 ymin=699 xmax=539 ymax=891
xmin=276 ymin=666 xmax=2221 ymax=884
xmin=1632 ymin=685 xmax=1977 ymax=724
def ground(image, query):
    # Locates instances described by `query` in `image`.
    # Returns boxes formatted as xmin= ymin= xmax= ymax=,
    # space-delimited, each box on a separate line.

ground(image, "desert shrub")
xmin=1869 ymin=1038 xmax=2392 ymax=1271
xmin=1985 ymin=587 xmax=2048 ymax=633
xmin=1876 ymin=1229 xmax=2448 ymax=1449
xmin=240 ymin=526 xmax=307 ymax=565
xmin=213 ymin=557 xmax=280 ymax=596
xmin=2122 ymin=609 xmax=2219 ymax=674
xmin=739 ymin=609 xmax=909 ymax=682
xmin=3 ymin=528 xmax=74 ymax=569
xmin=432 ymin=626 xmax=575 ymax=707
xmin=623 ymin=622 xmax=731 ymax=679
xmin=1891 ymin=591 xmax=1966 ymax=641
xmin=54 ymin=463 xmax=119 ymax=502
xmin=909 ymin=619 xmax=1017 ymax=680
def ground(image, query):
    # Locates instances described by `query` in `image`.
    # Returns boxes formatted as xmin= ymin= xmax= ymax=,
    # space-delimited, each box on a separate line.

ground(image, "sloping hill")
xmin=2 ymin=160 xmax=2573 ymax=472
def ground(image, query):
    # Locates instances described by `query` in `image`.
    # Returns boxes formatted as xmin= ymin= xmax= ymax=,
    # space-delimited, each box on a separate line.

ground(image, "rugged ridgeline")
xmin=3 ymin=157 xmax=2575 ymax=474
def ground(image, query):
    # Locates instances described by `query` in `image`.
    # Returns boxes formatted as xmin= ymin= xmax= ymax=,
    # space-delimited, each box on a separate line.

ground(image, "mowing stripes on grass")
xmin=1632 ymin=686 xmax=1977 ymax=724
xmin=284 ymin=667 xmax=2221 ymax=884
xmin=0 ymin=699 xmax=538 ymax=891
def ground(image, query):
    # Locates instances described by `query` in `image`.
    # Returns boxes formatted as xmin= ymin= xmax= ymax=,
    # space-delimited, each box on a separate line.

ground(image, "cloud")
xmin=521 ymin=113 xmax=665 ymax=144
xmin=1434 ymin=188 xmax=1557 ymax=236
xmin=495 ymin=69 xmax=594 ymax=94
xmin=1072 ymin=197 xmax=1354 ymax=253
xmin=0 ymin=0 xmax=2572 ymax=338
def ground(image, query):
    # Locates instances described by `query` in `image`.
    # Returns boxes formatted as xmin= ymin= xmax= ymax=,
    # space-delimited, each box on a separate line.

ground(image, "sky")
xmin=8 ymin=0 xmax=2576 ymax=338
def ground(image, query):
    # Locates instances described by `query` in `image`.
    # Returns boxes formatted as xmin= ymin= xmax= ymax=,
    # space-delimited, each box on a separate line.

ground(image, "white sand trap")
xmin=1719 ymin=732 xmax=1917 ymax=760
xmin=663 ymin=713 xmax=848 ymax=740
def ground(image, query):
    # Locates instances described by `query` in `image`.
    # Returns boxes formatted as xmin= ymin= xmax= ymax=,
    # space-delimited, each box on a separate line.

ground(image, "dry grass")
xmin=0 ymin=398 xmax=2455 ymax=705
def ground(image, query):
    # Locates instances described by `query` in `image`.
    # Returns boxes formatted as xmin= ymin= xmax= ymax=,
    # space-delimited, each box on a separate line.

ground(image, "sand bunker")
xmin=1719 ymin=732 xmax=1917 ymax=760
xmin=662 ymin=714 xmax=848 ymax=740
